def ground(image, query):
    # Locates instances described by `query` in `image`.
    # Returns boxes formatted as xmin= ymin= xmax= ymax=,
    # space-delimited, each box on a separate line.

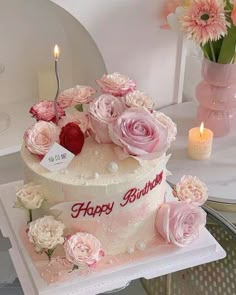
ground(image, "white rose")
xmin=175 ymin=175 xmax=208 ymax=206
xmin=124 ymin=90 xmax=154 ymax=109
xmin=28 ymin=216 xmax=65 ymax=250
xmin=16 ymin=182 xmax=45 ymax=210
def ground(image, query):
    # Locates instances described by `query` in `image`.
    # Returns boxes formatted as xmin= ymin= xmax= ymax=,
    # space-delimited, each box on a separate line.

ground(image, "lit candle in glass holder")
xmin=188 ymin=122 xmax=213 ymax=160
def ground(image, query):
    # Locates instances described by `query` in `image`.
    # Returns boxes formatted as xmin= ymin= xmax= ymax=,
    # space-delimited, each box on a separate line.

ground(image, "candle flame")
xmin=200 ymin=122 xmax=204 ymax=136
xmin=54 ymin=45 xmax=60 ymax=60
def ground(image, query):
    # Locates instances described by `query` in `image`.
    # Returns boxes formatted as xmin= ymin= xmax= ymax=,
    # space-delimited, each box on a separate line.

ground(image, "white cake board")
xmin=0 ymin=181 xmax=226 ymax=295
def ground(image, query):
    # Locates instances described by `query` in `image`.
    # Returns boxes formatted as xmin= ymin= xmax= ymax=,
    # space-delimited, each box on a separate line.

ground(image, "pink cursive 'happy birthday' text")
xmin=70 ymin=171 xmax=163 ymax=218
xmin=120 ymin=171 xmax=163 ymax=207
xmin=71 ymin=201 xmax=114 ymax=218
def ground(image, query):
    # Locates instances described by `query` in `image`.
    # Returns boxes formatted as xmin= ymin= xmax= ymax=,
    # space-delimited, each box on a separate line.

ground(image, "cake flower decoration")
xmin=59 ymin=122 xmax=85 ymax=155
xmin=24 ymin=121 xmax=61 ymax=156
xmin=173 ymin=175 xmax=208 ymax=206
xmin=153 ymin=111 xmax=177 ymax=146
xmin=58 ymin=112 xmax=90 ymax=136
xmin=24 ymin=72 xmax=177 ymax=162
xmin=155 ymin=201 xmax=206 ymax=247
xmin=15 ymin=182 xmax=45 ymax=223
xmin=28 ymin=216 xmax=65 ymax=261
xmin=58 ymin=85 xmax=96 ymax=109
xmin=96 ymin=72 xmax=136 ymax=97
xmin=64 ymin=232 xmax=104 ymax=271
xmin=29 ymin=101 xmax=65 ymax=123
xmin=124 ymin=90 xmax=155 ymax=109
xmin=109 ymin=108 xmax=169 ymax=160
xmin=88 ymin=94 xmax=126 ymax=143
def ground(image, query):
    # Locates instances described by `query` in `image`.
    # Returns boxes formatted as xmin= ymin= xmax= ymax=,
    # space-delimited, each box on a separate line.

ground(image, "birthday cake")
xmin=16 ymin=72 xmax=208 ymax=283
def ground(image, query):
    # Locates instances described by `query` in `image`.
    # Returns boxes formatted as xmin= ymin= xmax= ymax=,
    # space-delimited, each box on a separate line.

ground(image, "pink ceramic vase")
xmin=196 ymin=59 xmax=236 ymax=137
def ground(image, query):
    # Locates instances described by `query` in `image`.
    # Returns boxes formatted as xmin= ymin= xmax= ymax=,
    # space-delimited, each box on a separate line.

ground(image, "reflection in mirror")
xmin=0 ymin=0 xmax=106 ymax=135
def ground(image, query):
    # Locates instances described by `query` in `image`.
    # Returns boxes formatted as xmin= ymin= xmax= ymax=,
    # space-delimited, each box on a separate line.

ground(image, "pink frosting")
xmin=64 ymin=233 xmax=104 ymax=267
xmin=88 ymin=94 xmax=126 ymax=143
xmin=155 ymin=201 xmax=206 ymax=247
xmin=24 ymin=121 xmax=60 ymax=156
xmin=96 ymin=72 xmax=136 ymax=97
xmin=58 ymin=85 xmax=96 ymax=109
xmin=30 ymin=101 xmax=65 ymax=122
xmin=175 ymin=175 xmax=208 ymax=206
xmin=109 ymin=108 xmax=169 ymax=160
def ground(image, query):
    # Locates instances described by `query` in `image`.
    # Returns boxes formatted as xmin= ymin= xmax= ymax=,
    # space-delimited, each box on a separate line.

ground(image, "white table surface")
xmin=162 ymin=101 xmax=236 ymax=204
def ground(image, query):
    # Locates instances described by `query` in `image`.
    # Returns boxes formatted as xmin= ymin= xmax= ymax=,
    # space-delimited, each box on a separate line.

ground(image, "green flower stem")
xmin=29 ymin=209 xmax=33 ymax=223
xmin=209 ymin=41 xmax=216 ymax=62
xmin=45 ymin=248 xmax=55 ymax=261
xmin=201 ymin=45 xmax=210 ymax=60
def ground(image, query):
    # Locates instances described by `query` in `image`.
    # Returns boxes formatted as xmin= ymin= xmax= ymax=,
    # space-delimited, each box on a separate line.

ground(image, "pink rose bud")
xmin=155 ymin=201 xmax=206 ymax=247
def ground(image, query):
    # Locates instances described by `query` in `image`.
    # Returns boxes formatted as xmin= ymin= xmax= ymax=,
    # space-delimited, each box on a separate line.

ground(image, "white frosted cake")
xmin=15 ymin=72 xmax=207 ymax=283
xmin=21 ymin=137 xmax=169 ymax=255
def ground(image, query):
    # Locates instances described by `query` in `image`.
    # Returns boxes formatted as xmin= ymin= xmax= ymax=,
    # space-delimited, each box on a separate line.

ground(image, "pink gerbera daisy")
xmin=180 ymin=0 xmax=229 ymax=45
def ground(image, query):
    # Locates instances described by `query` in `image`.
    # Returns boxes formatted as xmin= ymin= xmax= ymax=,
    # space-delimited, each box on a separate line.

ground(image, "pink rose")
xmin=109 ymin=108 xmax=169 ymax=160
xmin=88 ymin=94 xmax=126 ymax=143
xmin=30 ymin=101 xmax=65 ymax=122
xmin=58 ymin=85 xmax=96 ymax=109
xmin=124 ymin=90 xmax=155 ymax=109
xmin=175 ymin=175 xmax=208 ymax=206
xmin=59 ymin=112 xmax=89 ymax=136
xmin=153 ymin=111 xmax=177 ymax=145
xmin=64 ymin=233 xmax=104 ymax=267
xmin=96 ymin=72 xmax=136 ymax=97
xmin=24 ymin=121 xmax=60 ymax=156
xmin=155 ymin=201 xmax=206 ymax=247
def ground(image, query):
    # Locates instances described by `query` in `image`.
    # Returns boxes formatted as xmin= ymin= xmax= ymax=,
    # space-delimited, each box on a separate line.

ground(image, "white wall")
xmin=0 ymin=0 xmax=106 ymax=104
xmin=51 ymin=0 xmax=184 ymax=107
xmin=0 ymin=0 xmax=185 ymax=108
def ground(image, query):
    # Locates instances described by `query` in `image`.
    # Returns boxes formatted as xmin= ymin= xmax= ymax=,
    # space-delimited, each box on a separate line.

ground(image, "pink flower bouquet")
xmin=166 ymin=0 xmax=236 ymax=64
